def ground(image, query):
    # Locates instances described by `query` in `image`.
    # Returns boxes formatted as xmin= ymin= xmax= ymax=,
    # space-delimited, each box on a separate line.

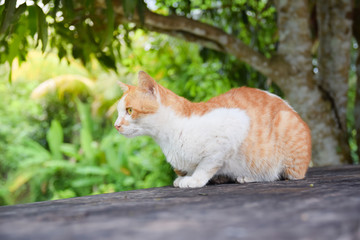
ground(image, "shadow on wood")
xmin=0 ymin=166 xmax=359 ymax=240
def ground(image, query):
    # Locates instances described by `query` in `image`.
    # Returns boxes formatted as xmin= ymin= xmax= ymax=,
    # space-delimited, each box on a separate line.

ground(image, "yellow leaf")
xmin=9 ymin=172 xmax=33 ymax=193
xmin=120 ymin=167 xmax=131 ymax=176
xmin=31 ymin=74 xmax=94 ymax=100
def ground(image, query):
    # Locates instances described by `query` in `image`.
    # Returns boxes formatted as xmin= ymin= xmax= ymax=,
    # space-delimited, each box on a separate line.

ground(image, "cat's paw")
xmin=178 ymin=176 xmax=207 ymax=188
xmin=237 ymin=176 xmax=257 ymax=184
xmin=173 ymin=176 xmax=184 ymax=188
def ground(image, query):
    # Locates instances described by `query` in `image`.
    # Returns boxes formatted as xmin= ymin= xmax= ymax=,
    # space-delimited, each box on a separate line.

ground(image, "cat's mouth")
xmin=117 ymin=127 xmax=139 ymax=138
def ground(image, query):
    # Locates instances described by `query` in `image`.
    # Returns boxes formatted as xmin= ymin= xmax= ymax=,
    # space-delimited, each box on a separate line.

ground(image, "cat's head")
xmin=114 ymin=71 xmax=160 ymax=137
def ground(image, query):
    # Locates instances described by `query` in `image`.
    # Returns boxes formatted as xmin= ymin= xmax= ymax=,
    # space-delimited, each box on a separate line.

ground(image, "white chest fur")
xmin=146 ymin=106 xmax=251 ymax=174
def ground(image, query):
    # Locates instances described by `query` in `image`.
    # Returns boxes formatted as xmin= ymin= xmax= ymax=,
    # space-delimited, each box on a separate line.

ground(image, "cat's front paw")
xmin=178 ymin=176 xmax=207 ymax=188
xmin=236 ymin=176 xmax=257 ymax=184
xmin=173 ymin=176 xmax=184 ymax=188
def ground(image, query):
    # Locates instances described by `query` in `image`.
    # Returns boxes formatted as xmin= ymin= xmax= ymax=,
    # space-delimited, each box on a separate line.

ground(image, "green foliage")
xmin=0 ymin=77 xmax=43 ymax=176
xmin=47 ymin=120 xmax=64 ymax=160
xmin=0 ymin=95 xmax=173 ymax=205
xmin=0 ymin=0 xmax=148 ymax=80
xmin=0 ymin=0 xmax=279 ymax=91
xmin=35 ymin=4 xmax=48 ymax=52
xmin=0 ymin=47 xmax=178 ymax=205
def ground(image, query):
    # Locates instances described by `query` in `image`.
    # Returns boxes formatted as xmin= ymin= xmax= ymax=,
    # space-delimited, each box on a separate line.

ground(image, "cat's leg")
xmin=178 ymin=156 xmax=224 ymax=188
xmin=173 ymin=168 xmax=188 ymax=188
xmin=283 ymin=164 xmax=307 ymax=180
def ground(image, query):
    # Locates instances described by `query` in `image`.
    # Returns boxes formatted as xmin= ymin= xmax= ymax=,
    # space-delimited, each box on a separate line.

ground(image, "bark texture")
xmin=316 ymin=0 xmax=353 ymax=161
xmin=353 ymin=0 xmax=360 ymax=162
xmin=317 ymin=0 xmax=352 ymax=130
xmin=100 ymin=0 xmax=354 ymax=165
xmin=356 ymin=60 xmax=360 ymax=161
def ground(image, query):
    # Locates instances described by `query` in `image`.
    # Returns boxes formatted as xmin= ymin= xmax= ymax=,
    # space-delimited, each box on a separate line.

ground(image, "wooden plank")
xmin=0 ymin=166 xmax=359 ymax=240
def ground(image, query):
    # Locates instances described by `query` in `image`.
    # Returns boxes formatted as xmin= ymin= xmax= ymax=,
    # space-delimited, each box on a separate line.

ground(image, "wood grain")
xmin=0 ymin=166 xmax=359 ymax=240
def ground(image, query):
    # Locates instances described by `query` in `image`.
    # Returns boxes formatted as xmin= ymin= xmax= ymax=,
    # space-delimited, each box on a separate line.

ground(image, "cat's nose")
xmin=114 ymin=124 xmax=121 ymax=131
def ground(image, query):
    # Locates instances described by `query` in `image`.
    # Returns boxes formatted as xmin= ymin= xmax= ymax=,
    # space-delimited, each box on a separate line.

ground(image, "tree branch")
xmin=109 ymin=2 xmax=290 ymax=81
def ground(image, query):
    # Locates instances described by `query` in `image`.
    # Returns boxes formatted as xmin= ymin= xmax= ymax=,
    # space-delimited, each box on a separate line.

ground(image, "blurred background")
xmin=0 ymin=0 xmax=359 ymax=205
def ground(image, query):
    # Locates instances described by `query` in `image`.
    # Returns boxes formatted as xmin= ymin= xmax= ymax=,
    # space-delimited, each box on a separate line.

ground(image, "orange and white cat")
xmin=114 ymin=71 xmax=311 ymax=188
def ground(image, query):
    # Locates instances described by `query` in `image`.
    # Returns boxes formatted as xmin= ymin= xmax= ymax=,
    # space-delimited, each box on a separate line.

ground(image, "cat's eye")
xmin=126 ymin=107 xmax=133 ymax=115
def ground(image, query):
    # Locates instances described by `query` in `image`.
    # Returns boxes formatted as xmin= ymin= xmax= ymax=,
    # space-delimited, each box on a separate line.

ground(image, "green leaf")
xmin=57 ymin=43 xmax=67 ymax=60
xmin=52 ymin=189 xmax=76 ymax=200
xmin=12 ymin=3 xmax=27 ymax=24
xmin=98 ymin=53 xmax=116 ymax=70
xmin=23 ymin=139 xmax=51 ymax=160
xmin=137 ymin=0 xmax=146 ymax=26
xmin=44 ymin=160 xmax=73 ymax=170
xmin=101 ymin=0 xmax=115 ymax=48
xmin=7 ymin=19 xmax=27 ymax=83
xmin=123 ymin=0 xmax=137 ymax=18
xmin=46 ymin=120 xmax=64 ymax=160
xmin=100 ymin=135 xmax=121 ymax=170
xmin=42 ymin=0 xmax=51 ymax=5
xmin=61 ymin=143 xmax=81 ymax=160
xmin=35 ymin=5 xmax=48 ymax=52
xmin=0 ymin=0 xmax=16 ymax=34
xmin=75 ymin=166 xmax=107 ymax=175
xmin=9 ymin=171 xmax=34 ymax=193
xmin=27 ymin=5 xmax=37 ymax=36
xmin=76 ymin=99 xmax=93 ymax=135
xmin=76 ymin=100 xmax=96 ymax=163
xmin=71 ymin=177 xmax=103 ymax=188
xmin=51 ymin=0 xmax=60 ymax=18
xmin=80 ymin=127 xmax=96 ymax=163
xmin=62 ymin=0 xmax=74 ymax=19
xmin=8 ymin=61 xmax=12 ymax=83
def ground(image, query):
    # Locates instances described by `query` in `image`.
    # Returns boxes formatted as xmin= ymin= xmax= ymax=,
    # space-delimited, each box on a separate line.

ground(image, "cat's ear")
xmin=138 ymin=71 xmax=157 ymax=95
xmin=117 ymin=81 xmax=131 ymax=92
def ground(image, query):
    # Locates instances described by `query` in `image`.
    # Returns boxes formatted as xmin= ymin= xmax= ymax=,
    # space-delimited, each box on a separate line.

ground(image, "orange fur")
xmin=174 ymin=169 xmax=187 ymax=177
xmin=122 ymin=88 xmax=159 ymax=120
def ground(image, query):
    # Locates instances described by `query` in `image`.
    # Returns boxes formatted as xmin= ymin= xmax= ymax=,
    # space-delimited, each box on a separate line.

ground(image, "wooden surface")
xmin=0 ymin=165 xmax=359 ymax=240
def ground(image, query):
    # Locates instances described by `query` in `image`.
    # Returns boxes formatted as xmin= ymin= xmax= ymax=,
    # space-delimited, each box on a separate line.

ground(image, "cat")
xmin=114 ymin=71 xmax=312 ymax=188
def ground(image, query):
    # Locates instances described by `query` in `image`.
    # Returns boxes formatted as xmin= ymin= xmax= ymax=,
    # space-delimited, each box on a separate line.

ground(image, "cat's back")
xmin=208 ymin=86 xmax=291 ymax=114
xmin=211 ymin=86 xmax=310 ymax=140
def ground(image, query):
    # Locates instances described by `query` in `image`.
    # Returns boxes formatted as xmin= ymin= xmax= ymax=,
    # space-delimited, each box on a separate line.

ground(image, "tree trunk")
xmin=355 ymin=56 xmax=360 ymax=161
xmin=316 ymin=0 xmax=352 ymax=163
xmin=353 ymin=0 xmax=360 ymax=162
xmin=268 ymin=0 xmax=349 ymax=165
